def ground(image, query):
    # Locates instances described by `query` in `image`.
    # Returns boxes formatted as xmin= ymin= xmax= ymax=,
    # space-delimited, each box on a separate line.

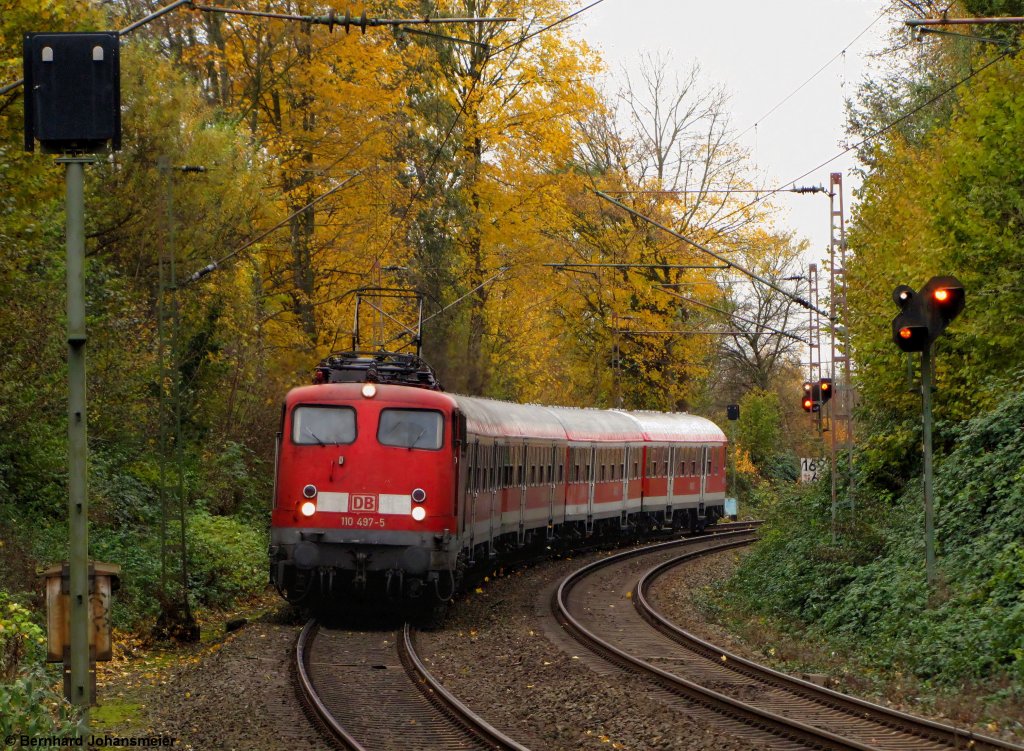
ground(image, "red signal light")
xmin=899 ymin=327 xmax=913 ymax=340
xmin=803 ymin=398 xmax=813 ymax=409
xmin=934 ymin=288 xmax=950 ymax=303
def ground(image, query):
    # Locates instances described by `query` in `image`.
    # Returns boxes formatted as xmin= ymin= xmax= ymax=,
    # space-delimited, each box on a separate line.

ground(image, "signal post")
xmin=891 ymin=276 xmax=965 ymax=588
xmin=24 ymin=31 xmax=121 ymax=721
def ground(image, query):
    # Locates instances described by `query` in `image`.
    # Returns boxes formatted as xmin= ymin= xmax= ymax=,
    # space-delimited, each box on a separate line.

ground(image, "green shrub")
xmin=186 ymin=511 xmax=268 ymax=609
xmin=724 ymin=388 xmax=1024 ymax=687
xmin=0 ymin=593 xmax=81 ymax=737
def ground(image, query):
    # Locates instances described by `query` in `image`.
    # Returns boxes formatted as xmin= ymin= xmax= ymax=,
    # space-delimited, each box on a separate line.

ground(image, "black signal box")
xmin=23 ymin=32 xmax=120 ymax=154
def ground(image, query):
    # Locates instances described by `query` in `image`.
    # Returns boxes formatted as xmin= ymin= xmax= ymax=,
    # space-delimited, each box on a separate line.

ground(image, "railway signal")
xmin=890 ymin=275 xmax=965 ymax=590
xmin=891 ymin=277 xmax=965 ymax=351
xmin=819 ymin=378 xmax=833 ymax=405
xmin=920 ymin=275 xmax=965 ymax=337
xmin=801 ymin=381 xmax=818 ymax=412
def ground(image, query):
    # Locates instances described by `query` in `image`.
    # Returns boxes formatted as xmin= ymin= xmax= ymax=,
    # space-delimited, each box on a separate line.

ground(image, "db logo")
xmin=350 ymin=494 xmax=378 ymax=513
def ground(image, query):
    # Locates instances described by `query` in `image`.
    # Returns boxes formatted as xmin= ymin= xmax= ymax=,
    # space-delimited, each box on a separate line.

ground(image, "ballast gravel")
xmin=143 ymin=614 xmax=326 ymax=751
xmin=141 ymin=546 xmax=760 ymax=751
xmin=119 ymin=539 xmax=1021 ymax=749
xmin=415 ymin=548 xmax=760 ymax=751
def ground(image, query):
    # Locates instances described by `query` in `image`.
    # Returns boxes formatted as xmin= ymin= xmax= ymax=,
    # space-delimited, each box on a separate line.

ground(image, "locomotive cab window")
xmin=291 ymin=405 xmax=356 ymax=445
xmin=377 ymin=409 xmax=444 ymax=450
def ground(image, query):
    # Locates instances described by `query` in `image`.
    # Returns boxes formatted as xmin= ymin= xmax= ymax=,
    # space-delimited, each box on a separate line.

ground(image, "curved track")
xmin=294 ymin=620 xmax=530 ymax=751
xmin=636 ymin=549 xmax=1024 ymax=751
xmin=555 ymin=532 xmax=1024 ymax=751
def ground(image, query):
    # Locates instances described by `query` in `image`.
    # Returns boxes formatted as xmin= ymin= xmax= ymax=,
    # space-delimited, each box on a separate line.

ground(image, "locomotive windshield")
xmin=377 ymin=409 xmax=444 ymax=450
xmin=292 ymin=405 xmax=356 ymax=445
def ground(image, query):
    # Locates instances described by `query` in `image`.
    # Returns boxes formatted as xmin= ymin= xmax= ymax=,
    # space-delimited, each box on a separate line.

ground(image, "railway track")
xmin=555 ymin=530 xmax=1024 ymax=751
xmin=294 ymin=619 xmax=530 ymax=751
xmin=557 ymin=528 xmax=1024 ymax=745
xmin=634 ymin=549 xmax=1019 ymax=749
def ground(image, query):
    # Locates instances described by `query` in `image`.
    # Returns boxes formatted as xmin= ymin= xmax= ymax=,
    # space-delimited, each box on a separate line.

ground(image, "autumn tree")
xmin=551 ymin=53 xmax=772 ymax=410
xmin=373 ymin=0 xmax=604 ymax=397
xmin=710 ymin=231 xmax=809 ymax=397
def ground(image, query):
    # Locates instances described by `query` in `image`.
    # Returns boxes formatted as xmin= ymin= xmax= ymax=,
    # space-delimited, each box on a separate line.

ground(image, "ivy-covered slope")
xmin=729 ymin=388 xmax=1024 ymax=686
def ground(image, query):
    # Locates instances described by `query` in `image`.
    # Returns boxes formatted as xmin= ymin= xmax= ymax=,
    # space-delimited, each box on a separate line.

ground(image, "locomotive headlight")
xmin=411 ymin=488 xmax=427 ymax=503
xmin=302 ymin=484 xmax=317 ymax=499
xmin=300 ymin=501 xmax=316 ymax=517
xmin=411 ymin=505 xmax=427 ymax=522
xmin=361 ymin=383 xmax=377 ymax=398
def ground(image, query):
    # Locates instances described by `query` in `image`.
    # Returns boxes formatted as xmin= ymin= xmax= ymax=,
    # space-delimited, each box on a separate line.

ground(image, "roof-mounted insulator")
xmin=312 ymin=350 xmax=443 ymax=390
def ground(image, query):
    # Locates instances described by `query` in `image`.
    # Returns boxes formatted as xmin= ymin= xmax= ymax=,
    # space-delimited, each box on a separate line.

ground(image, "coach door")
xmin=547 ymin=444 xmax=558 ymax=537
xmin=698 ymin=445 xmax=708 ymax=519
xmin=586 ymin=445 xmax=596 ymax=533
xmin=466 ymin=441 xmax=478 ymax=554
xmin=666 ymin=446 xmax=677 ymax=519
xmin=489 ymin=443 xmax=502 ymax=554
xmin=621 ymin=445 xmax=630 ymax=511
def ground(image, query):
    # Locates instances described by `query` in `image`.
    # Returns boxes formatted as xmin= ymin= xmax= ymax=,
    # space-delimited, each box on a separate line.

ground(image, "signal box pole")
xmin=24 ymin=31 xmax=121 ymax=721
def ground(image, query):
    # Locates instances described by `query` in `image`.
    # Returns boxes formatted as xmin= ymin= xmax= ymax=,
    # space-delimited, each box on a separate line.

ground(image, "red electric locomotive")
xmin=269 ymin=352 xmax=727 ymax=622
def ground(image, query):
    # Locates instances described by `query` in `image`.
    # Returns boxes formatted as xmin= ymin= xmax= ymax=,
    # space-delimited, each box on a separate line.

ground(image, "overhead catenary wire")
xmin=656 ymin=285 xmax=808 ymax=344
xmin=906 ymin=16 xmax=1024 ymax=26
xmin=730 ymin=1 xmax=897 ymax=146
xmin=703 ymin=45 xmax=1015 ymax=247
xmin=612 ymin=329 xmax=755 ymax=336
xmin=0 ymin=0 xmax=196 ymax=96
xmin=420 ymin=267 xmax=508 ymax=326
xmin=492 ymin=0 xmax=607 ymax=56
xmin=190 ymin=5 xmax=514 ymax=29
xmin=601 ymin=186 xmax=827 ymax=195
xmin=183 ymin=172 xmax=360 ymax=285
xmin=2 ymin=2 xmax=513 ymax=95
xmin=593 ymin=189 xmax=833 ymax=322
xmin=360 ymin=0 xmax=609 ymax=287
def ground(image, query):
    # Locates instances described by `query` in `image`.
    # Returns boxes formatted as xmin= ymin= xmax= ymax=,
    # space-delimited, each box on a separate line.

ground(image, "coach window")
xmin=378 ymin=409 xmax=443 ymax=450
xmin=292 ymin=405 xmax=356 ymax=445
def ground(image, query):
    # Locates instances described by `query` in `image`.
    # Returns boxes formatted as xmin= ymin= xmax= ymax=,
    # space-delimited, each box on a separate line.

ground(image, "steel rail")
xmin=294 ymin=619 xmax=368 ymax=751
xmin=636 ymin=553 xmax=1024 ymax=751
xmin=553 ymin=533 xmax=885 ymax=751
xmin=400 ymin=624 xmax=532 ymax=751
xmin=295 ymin=619 xmax=530 ymax=750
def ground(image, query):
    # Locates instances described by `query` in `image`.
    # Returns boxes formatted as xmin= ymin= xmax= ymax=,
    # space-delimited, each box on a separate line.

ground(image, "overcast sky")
xmin=580 ymin=0 xmax=896 ymax=267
